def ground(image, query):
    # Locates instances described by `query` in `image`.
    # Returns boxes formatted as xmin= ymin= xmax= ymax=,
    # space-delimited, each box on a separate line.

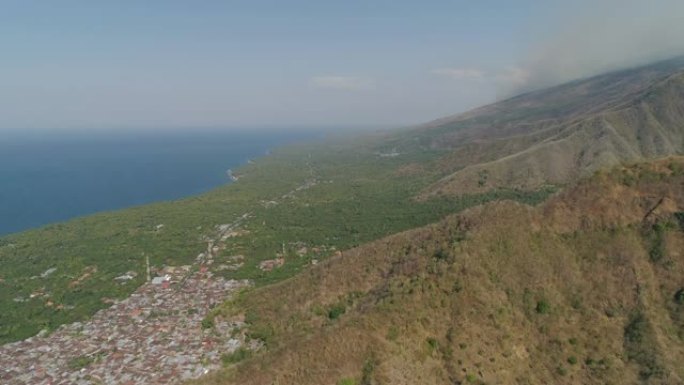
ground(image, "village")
xmin=0 ymin=262 xmax=252 ymax=385
xmin=0 ymin=174 xmax=328 ymax=385
xmin=0 ymin=215 xmax=260 ymax=385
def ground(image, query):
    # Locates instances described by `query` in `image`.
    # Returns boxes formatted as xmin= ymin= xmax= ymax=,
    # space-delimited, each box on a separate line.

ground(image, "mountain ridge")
xmin=400 ymin=58 xmax=684 ymax=198
xmin=196 ymin=157 xmax=684 ymax=385
xmin=418 ymin=55 xmax=684 ymax=134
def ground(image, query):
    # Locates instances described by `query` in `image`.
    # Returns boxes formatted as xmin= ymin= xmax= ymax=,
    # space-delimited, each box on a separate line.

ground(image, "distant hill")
xmin=196 ymin=157 xmax=684 ymax=385
xmin=384 ymin=57 xmax=684 ymax=198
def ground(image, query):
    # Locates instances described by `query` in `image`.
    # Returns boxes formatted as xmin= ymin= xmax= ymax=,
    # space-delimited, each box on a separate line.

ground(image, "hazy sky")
xmin=2 ymin=0 xmax=683 ymax=132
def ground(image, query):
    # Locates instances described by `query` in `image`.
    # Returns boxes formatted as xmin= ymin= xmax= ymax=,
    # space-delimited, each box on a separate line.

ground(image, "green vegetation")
xmin=624 ymin=312 xmax=665 ymax=380
xmin=675 ymin=288 xmax=684 ymax=305
xmin=645 ymin=221 xmax=669 ymax=263
xmin=360 ymin=355 xmax=377 ymax=385
xmin=675 ymin=212 xmax=684 ymax=231
xmin=624 ymin=313 xmax=647 ymax=344
xmin=584 ymin=357 xmax=611 ymax=372
xmin=556 ymin=365 xmax=567 ymax=376
xmin=243 ymin=309 xmax=275 ymax=347
xmin=535 ymin=299 xmax=551 ymax=314
xmin=221 ymin=347 xmax=252 ymax=365
xmin=201 ymin=318 xmax=215 ymax=330
xmin=0 ymin=135 xmax=554 ymax=344
xmin=327 ymin=303 xmax=346 ymax=320
xmin=67 ymin=354 xmax=96 ymax=370
xmin=386 ymin=326 xmax=399 ymax=341
xmin=426 ymin=337 xmax=439 ymax=352
xmin=337 ymin=379 xmax=357 ymax=385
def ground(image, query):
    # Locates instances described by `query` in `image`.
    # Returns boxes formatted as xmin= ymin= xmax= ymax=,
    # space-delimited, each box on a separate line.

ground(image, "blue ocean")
xmin=0 ymin=130 xmax=312 ymax=235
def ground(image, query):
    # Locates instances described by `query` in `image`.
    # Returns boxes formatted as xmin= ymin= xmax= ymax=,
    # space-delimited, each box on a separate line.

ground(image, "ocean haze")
xmin=0 ymin=130 xmax=314 ymax=235
xmin=3 ymin=1 xmax=682 ymax=131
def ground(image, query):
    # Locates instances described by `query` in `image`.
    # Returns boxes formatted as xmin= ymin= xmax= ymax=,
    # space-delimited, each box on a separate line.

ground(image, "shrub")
xmin=446 ymin=327 xmax=455 ymax=343
xmin=667 ymin=161 xmax=684 ymax=175
xmin=567 ymin=356 xmax=578 ymax=365
xmin=477 ymin=170 xmax=489 ymax=187
xmin=625 ymin=313 xmax=647 ymax=344
xmin=649 ymin=241 xmax=665 ymax=262
xmin=426 ymin=337 xmax=438 ymax=352
xmin=201 ymin=318 xmax=214 ymax=329
xmin=556 ymin=365 xmax=567 ymax=376
xmin=624 ymin=312 xmax=664 ymax=379
xmin=386 ymin=326 xmax=399 ymax=341
xmin=328 ymin=303 xmax=347 ymax=320
xmin=221 ymin=347 xmax=252 ymax=365
xmin=647 ymin=222 xmax=667 ymax=263
xmin=68 ymin=355 xmax=94 ymax=370
xmin=621 ymin=173 xmax=637 ymax=187
xmin=433 ymin=247 xmax=449 ymax=261
xmin=570 ymin=295 xmax=583 ymax=310
xmin=361 ymin=355 xmax=377 ymax=385
xmin=535 ymin=299 xmax=550 ymax=314
xmin=247 ymin=324 xmax=275 ymax=345
xmin=337 ymin=379 xmax=357 ymax=385
xmin=675 ymin=288 xmax=684 ymax=305
xmin=675 ymin=212 xmax=684 ymax=231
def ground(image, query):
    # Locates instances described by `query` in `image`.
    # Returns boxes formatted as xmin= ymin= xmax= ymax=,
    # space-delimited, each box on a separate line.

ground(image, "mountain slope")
xmin=195 ymin=157 xmax=684 ymax=385
xmin=385 ymin=57 xmax=684 ymax=198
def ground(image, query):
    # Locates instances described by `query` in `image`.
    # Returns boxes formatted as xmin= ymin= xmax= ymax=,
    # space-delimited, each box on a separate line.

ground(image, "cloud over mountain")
xmin=508 ymin=0 xmax=684 ymax=95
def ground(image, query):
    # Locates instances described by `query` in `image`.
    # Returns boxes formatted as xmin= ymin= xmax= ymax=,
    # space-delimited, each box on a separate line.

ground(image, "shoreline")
xmin=0 ymin=131 xmax=319 ymax=237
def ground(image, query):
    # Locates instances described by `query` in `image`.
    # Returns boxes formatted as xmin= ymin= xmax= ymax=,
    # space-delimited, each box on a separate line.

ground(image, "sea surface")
xmin=0 ymin=130 xmax=313 ymax=236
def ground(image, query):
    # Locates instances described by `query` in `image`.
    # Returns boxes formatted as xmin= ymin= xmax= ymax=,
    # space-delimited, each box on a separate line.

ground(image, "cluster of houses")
xmin=0 ymin=266 xmax=251 ymax=385
xmin=258 ymin=256 xmax=285 ymax=271
xmin=0 ymin=177 xmax=342 ymax=384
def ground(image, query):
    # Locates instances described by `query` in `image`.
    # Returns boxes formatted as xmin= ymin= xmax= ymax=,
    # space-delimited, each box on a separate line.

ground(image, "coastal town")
xmin=0 ymin=173 xmax=327 ymax=385
xmin=0 ymin=264 xmax=252 ymax=385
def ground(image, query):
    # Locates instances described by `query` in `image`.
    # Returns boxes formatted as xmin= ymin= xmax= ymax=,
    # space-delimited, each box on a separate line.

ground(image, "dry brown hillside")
xmin=192 ymin=157 xmax=684 ymax=385
xmin=394 ymin=57 xmax=684 ymax=198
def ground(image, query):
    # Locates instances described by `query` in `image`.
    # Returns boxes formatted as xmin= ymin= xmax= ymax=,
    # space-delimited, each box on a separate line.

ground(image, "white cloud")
xmin=432 ymin=66 xmax=533 ymax=97
xmin=494 ymin=67 xmax=531 ymax=89
xmin=508 ymin=0 xmax=684 ymax=94
xmin=431 ymin=68 xmax=485 ymax=80
xmin=310 ymin=76 xmax=374 ymax=90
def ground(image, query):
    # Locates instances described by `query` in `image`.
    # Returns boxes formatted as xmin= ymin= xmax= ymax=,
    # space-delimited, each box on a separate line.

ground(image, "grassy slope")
xmin=195 ymin=157 xmax=684 ymax=385
xmin=399 ymin=59 xmax=684 ymax=197
xmin=0 ymin=134 xmax=551 ymax=344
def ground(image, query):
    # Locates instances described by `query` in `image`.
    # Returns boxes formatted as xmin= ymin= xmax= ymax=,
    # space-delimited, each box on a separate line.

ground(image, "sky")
xmin=1 ymin=0 xmax=683 ymax=132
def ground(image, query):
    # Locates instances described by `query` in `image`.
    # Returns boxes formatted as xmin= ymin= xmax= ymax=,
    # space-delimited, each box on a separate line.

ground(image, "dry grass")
xmin=191 ymin=158 xmax=684 ymax=385
xmin=418 ymin=71 xmax=684 ymax=198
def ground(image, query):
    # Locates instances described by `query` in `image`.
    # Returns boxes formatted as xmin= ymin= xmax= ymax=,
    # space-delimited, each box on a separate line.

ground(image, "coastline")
xmin=0 ymin=131 xmax=316 ymax=237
